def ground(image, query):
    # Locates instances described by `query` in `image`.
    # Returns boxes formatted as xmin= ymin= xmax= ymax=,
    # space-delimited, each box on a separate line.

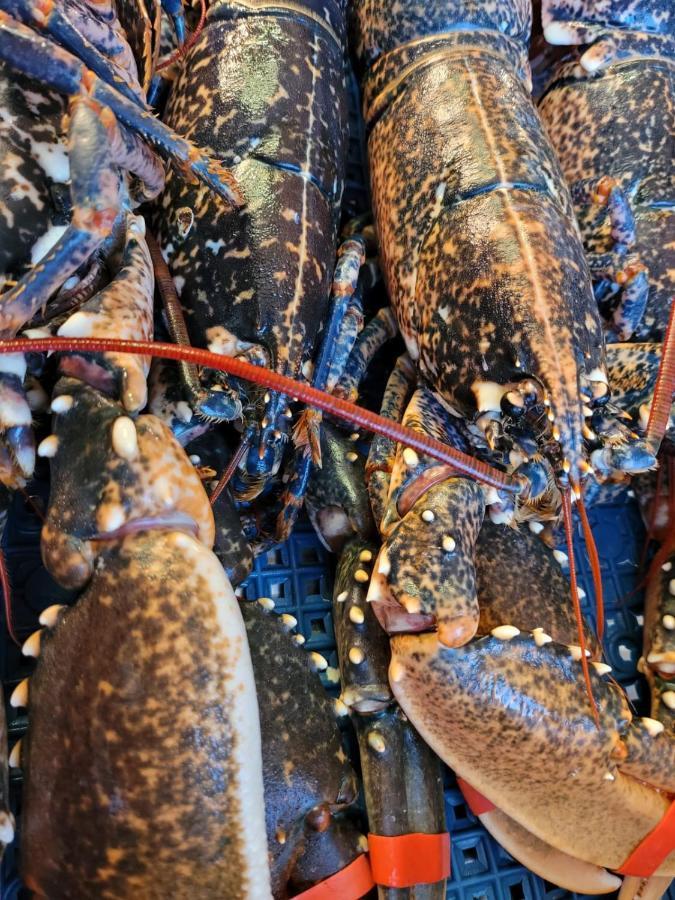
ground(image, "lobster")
xmin=152 ymin=0 xmax=386 ymax=552
xmin=537 ymin=0 xmax=673 ymax=345
xmin=342 ymin=0 xmax=675 ymax=889
xmin=0 ymin=0 xmax=239 ymax=489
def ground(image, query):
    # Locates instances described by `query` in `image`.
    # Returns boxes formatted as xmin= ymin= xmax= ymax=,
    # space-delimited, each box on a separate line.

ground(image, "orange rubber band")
xmin=368 ymin=832 xmax=451 ymax=886
xmin=457 ymin=778 xmax=496 ymax=817
xmin=617 ymin=801 xmax=675 ymax=878
xmin=293 ymin=853 xmax=374 ymax=899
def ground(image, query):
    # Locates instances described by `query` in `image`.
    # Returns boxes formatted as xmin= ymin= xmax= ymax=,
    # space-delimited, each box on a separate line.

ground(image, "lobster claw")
xmin=367 ymin=478 xmax=484 ymax=646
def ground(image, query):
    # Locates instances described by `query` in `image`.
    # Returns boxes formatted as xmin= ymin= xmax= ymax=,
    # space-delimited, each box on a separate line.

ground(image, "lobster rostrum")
xmin=0 ymin=0 xmax=240 ymax=488
xmin=154 ymin=0 xmax=370 ymax=535
xmin=537 ymin=0 xmax=674 ymax=346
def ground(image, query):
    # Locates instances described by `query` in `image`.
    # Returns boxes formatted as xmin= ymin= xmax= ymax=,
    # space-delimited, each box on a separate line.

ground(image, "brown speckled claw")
xmin=333 ymin=539 xmax=448 ymax=899
xmin=56 ymin=214 xmax=154 ymax=413
xmin=22 ymin=531 xmax=270 ymax=899
xmin=42 ymin=377 xmax=215 ymax=589
xmin=240 ymin=600 xmax=366 ymax=897
xmin=387 ymin=521 xmax=674 ymax=878
xmin=369 ymin=478 xmax=484 ymax=645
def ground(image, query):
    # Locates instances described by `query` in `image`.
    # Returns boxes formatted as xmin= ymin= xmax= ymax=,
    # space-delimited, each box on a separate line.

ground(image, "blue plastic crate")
xmin=0 ymin=485 xmax=672 ymax=899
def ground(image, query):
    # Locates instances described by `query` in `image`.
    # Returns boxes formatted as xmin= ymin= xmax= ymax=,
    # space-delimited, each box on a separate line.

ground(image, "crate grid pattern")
xmin=1 ymin=486 xmax=673 ymax=898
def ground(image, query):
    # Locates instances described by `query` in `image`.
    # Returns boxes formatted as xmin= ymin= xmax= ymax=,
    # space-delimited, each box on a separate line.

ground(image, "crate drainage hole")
xmin=463 ymin=845 xmax=479 ymax=863
xmin=509 ymin=884 xmax=526 ymax=900
xmin=310 ymin=617 xmax=327 ymax=636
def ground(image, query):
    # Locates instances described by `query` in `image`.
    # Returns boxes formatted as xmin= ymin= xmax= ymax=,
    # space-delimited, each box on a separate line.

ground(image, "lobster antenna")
xmin=562 ymin=489 xmax=600 ymax=728
xmin=0 ymin=549 xmax=19 ymax=648
xmin=576 ymin=486 xmax=604 ymax=646
xmin=645 ymin=298 xmax=675 ymax=454
xmin=210 ymin=435 xmax=251 ymax=507
xmin=2 ymin=336 xmax=520 ymax=493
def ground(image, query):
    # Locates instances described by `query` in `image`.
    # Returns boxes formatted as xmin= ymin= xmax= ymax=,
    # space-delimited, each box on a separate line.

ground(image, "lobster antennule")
xmin=562 ymin=489 xmax=600 ymax=728
xmin=0 ymin=336 xmax=520 ymax=493
xmin=576 ymin=488 xmax=604 ymax=645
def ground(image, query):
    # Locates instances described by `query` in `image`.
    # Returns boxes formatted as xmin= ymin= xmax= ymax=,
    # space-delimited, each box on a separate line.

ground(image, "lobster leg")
xmin=0 ymin=96 xmax=130 ymax=339
xmin=642 ymin=545 xmax=675 ymax=733
xmin=334 ymin=306 xmax=399 ymax=403
xmin=0 ymin=12 xmax=241 ymax=205
xmin=3 ymin=0 xmax=146 ymax=106
xmin=0 ymin=356 xmax=34 ymax=489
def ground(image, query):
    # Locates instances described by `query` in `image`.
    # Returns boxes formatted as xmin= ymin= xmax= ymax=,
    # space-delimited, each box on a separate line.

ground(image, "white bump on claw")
xmin=0 ymin=811 xmax=14 ymax=845
xmin=325 ymin=666 xmax=340 ymax=684
xmin=641 ymin=717 xmax=664 ymax=737
xmin=577 ymin=586 xmax=586 ymax=600
xmin=257 ymin=597 xmax=275 ymax=610
xmin=348 ymin=646 xmax=365 ymax=665
xmin=592 ymin=662 xmax=612 ymax=675
xmin=349 ymin=433 xmax=360 ymax=441
xmin=349 ymin=606 xmax=365 ymax=624
xmin=293 ymin=633 xmax=305 ymax=645
xmin=333 ymin=698 xmax=349 ymax=717
xmin=39 ymin=603 xmax=65 ymax=628
xmin=112 ymin=416 xmax=139 ymax=461
xmin=345 ymin=451 xmax=358 ymax=463
xmin=603 ymin=772 xmax=615 ymax=781
xmin=280 ymin=613 xmax=297 ymax=630
xmin=9 ymin=741 xmax=21 ymax=769
xmin=532 ymin=628 xmax=552 ymax=647
xmin=367 ymin=731 xmax=386 ymax=753
xmin=568 ymin=645 xmax=591 ymax=661
xmin=662 ymin=615 xmax=675 ymax=630
xmin=37 ymin=435 xmax=59 ymax=458
xmin=50 ymin=395 xmax=73 ymax=414
xmin=528 ymin=521 xmax=544 ymax=535
xmin=662 ymin=561 xmax=672 ymax=572
xmin=22 ymin=630 xmax=42 ymax=657
xmin=10 ymin=678 xmax=29 ymax=708
xmin=442 ymin=535 xmax=456 ymax=553
xmin=491 ymin=625 xmax=520 ymax=640
xmin=390 ymin=660 xmax=405 ymax=683
xmin=309 ymin=652 xmax=328 ymax=671
xmin=336 ymin=590 xmax=348 ymax=603
xmin=378 ymin=551 xmax=391 ymax=576
xmin=661 ymin=691 xmax=675 ymax=710
xmin=97 ymin=504 xmax=126 ymax=534
xmin=421 ymin=509 xmax=435 ymax=523
xmin=354 ymin=569 xmax=369 ymax=584
xmin=189 ymin=454 xmax=201 ymax=465
xmin=553 ymin=550 xmax=568 ymax=566
xmin=402 ymin=447 xmax=419 ymax=468
xmin=359 ymin=550 xmax=373 ymax=563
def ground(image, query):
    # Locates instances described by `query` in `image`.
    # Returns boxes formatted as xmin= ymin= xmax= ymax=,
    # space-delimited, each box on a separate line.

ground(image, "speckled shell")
xmin=22 ymin=531 xmax=270 ymax=899
xmin=0 ymin=67 xmax=68 ymax=278
xmin=352 ymin=0 xmax=605 ymax=478
xmin=538 ymin=44 xmax=674 ymax=340
xmin=157 ymin=0 xmax=349 ymax=383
